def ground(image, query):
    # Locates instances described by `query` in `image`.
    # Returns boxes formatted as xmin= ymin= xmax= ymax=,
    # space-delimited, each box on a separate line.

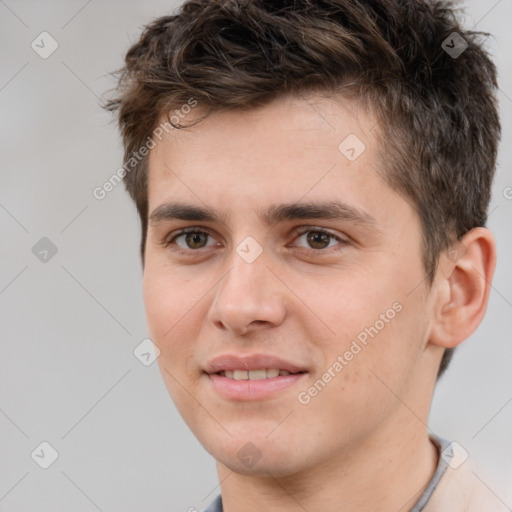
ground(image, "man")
xmin=104 ymin=0 xmax=505 ymax=510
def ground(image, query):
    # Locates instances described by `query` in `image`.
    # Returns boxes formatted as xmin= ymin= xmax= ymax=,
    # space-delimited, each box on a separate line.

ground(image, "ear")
xmin=429 ymin=227 xmax=496 ymax=349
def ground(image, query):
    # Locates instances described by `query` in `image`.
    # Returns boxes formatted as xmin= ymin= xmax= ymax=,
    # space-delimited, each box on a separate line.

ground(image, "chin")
xmin=219 ymin=450 xmax=302 ymax=477
xmin=203 ymin=432 xmax=310 ymax=477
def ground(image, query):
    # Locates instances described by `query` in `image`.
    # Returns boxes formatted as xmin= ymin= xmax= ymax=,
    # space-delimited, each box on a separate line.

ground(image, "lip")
xmin=204 ymin=353 xmax=307 ymax=374
xmin=204 ymin=353 xmax=308 ymax=401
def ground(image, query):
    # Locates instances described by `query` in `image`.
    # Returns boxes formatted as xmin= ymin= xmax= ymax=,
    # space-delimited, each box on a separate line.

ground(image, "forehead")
xmin=145 ymin=94 xmax=407 ymax=231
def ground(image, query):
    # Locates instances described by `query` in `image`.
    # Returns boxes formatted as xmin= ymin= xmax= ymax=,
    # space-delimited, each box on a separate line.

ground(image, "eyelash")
xmin=163 ymin=226 xmax=347 ymax=255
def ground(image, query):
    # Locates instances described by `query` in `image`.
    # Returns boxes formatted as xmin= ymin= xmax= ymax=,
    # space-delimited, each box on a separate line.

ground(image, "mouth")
xmin=215 ymin=369 xmax=307 ymax=380
xmin=204 ymin=354 xmax=309 ymax=401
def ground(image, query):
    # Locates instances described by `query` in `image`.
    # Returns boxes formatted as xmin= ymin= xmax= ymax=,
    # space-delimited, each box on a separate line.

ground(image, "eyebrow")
xmin=148 ymin=200 xmax=378 ymax=229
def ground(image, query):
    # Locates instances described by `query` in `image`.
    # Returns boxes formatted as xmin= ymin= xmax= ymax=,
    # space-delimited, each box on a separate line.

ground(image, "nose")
xmin=207 ymin=248 xmax=287 ymax=336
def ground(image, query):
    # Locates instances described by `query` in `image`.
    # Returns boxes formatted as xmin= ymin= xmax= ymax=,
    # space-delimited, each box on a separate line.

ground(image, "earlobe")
xmin=429 ymin=227 xmax=496 ymax=349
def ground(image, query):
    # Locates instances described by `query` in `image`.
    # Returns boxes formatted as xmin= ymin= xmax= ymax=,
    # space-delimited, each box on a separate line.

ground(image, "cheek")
xmin=308 ymin=274 xmax=420 ymax=397
xmin=144 ymin=271 xmax=205 ymax=418
xmin=307 ymin=275 xmax=395 ymax=346
xmin=143 ymin=270 xmax=196 ymax=367
xmin=143 ymin=265 xmax=193 ymax=332
xmin=143 ymin=271 xmax=171 ymax=341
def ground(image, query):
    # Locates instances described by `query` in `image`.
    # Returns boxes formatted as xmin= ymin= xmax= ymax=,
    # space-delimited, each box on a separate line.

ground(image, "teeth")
xmin=248 ymin=369 xmax=267 ymax=380
xmin=221 ymin=368 xmax=289 ymax=380
xmin=233 ymin=370 xmax=248 ymax=380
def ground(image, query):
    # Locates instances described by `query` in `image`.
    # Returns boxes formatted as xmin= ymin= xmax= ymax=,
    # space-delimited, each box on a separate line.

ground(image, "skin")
xmin=143 ymin=93 xmax=496 ymax=512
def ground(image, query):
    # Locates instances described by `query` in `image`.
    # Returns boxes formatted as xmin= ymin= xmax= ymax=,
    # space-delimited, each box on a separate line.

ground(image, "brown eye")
xmin=294 ymin=228 xmax=345 ymax=251
xmin=183 ymin=231 xmax=208 ymax=249
xmin=167 ymin=228 xmax=217 ymax=251
xmin=306 ymin=231 xmax=332 ymax=249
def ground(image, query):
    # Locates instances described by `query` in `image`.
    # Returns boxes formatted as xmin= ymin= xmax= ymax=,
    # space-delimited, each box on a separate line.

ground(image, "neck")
xmin=216 ymin=422 xmax=439 ymax=512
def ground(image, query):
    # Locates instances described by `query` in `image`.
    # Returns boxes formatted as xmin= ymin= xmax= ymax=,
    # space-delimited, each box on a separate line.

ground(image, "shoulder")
xmin=423 ymin=456 xmax=509 ymax=512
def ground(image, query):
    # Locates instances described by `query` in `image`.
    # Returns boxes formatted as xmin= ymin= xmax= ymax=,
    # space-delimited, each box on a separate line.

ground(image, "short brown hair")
xmin=103 ymin=0 xmax=501 ymax=378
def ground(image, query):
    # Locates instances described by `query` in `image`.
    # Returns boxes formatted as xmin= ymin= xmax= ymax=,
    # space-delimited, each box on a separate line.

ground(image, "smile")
xmin=204 ymin=353 xmax=309 ymax=400
xmin=217 ymin=369 xmax=304 ymax=380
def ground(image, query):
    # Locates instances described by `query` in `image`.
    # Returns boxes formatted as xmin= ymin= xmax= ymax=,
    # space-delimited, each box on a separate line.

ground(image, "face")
xmin=143 ymin=94 xmax=437 ymax=477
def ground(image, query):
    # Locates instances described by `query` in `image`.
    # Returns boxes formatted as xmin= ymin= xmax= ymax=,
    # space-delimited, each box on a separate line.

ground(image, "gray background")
xmin=1 ymin=1 xmax=511 ymax=511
